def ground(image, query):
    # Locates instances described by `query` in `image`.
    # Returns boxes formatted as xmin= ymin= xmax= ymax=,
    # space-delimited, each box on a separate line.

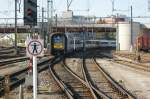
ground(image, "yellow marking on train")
xmin=54 ymin=43 xmax=64 ymax=49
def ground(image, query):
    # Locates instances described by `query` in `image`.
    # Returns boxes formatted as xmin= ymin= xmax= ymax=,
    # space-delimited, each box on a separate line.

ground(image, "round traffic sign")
xmin=27 ymin=40 xmax=43 ymax=56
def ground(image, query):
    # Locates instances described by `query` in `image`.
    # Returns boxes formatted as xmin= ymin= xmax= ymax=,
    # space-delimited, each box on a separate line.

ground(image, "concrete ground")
xmin=97 ymin=58 xmax=150 ymax=99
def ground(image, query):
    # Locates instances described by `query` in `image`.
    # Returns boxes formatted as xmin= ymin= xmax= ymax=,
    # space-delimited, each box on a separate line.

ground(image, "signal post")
xmin=24 ymin=0 xmax=39 ymax=99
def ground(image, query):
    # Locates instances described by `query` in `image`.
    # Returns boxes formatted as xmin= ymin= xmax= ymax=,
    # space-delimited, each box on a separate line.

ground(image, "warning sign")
xmin=26 ymin=38 xmax=44 ymax=57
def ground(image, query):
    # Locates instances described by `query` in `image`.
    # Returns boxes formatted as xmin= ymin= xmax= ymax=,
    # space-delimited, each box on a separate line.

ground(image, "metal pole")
xmin=47 ymin=0 xmax=50 ymax=44
xmin=47 ymin=0 xmax=49 ymax=29
xmin=41 ymin=8 xmax=44 ymax=37
xmin=67 ymin=0 xmax=69 ymax=11
xmin=41 ymin=8 xmax=46 ymax=47
xmin=47 ymin=0 xmax=53 ymax=34
xmin=116 ymin=13 xmax=119 ymax=51
xmin=33 ymin=56 xmax=37 ymax=99
xmin=55 ymin=14 xmax=58 ymax=32
xmin=15 ymin=0 xmax=17 ymax=51
xmin=130 ymin=5 xmax=133 ymax=52
xmin=131 ymin=5 xmax=133 ymax=46
xmin=112 ymin=0 xmax=114 ymax=13
xmin=50 ymin=0 xmax=53 ymax=33
xmin=47 ymin=0 xmax=53 ymax=51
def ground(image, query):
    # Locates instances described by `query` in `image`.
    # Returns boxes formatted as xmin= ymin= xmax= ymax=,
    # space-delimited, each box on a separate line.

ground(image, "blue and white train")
xmin=51 ymin=32 xmax=116 ymax=55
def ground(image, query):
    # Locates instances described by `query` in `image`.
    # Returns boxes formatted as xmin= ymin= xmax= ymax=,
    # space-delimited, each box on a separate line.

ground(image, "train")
xmin=50 ymin=33 xmax=67 ymax=55
xmin=137 ymin=34 xmax=150 ymax=52
xmin=50 ymin=32 xmax=116 ymax=55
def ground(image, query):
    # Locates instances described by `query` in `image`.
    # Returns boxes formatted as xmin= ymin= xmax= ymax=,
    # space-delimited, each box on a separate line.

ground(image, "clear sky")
xmin=0 ymin=0 xmax=150 ymax=23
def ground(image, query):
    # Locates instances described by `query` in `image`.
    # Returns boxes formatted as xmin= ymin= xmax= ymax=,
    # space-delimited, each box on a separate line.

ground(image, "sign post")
xmin=33 ymin=56 xmax=37 ymax=99
xmin=26 ymin=38 xmax=43 ymax=99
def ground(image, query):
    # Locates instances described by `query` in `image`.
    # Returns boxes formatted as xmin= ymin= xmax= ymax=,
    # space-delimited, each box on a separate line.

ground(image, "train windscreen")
xmin=53 ymin=35 xmax=64 ymax=49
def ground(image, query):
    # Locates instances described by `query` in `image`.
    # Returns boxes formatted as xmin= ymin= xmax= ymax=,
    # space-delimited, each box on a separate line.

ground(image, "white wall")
xmin=118 ymin=22 xmax=141 ymax=51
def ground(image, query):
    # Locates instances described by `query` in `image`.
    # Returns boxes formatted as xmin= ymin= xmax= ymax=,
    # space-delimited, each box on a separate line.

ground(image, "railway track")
xmin=0 ymin=47 xmax=25 ymax=59
xmin=0 ymin=47 xmax=14 ymax=51
xmin=113 ymin=59 xmax=150 ymax=72
xmin=64 ymin=49 xmax=136 ymax=99
xmin=0 ymin=57 xmax=28 ymax=68
xmin=0 ymin=56 xmax=54 ymax=97
xmin=50 ymin=58 xmax=97 ymax=99
xmin=113 ymin=51 xmax=150 ymax=63
xmin=0 ymin=48 xmax=17 ymax=57
xmin=51 ymin=55 xmax=135 ymax=98
xmin=83 ymin=58 xmax=136 ymax=99
xmin=98 ymin=52 xmax=150 ymax=72
xmin=38 ymin=70 xmax=68 ymax=99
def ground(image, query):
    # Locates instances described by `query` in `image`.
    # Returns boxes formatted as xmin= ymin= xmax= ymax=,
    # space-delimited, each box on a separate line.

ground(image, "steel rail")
xmin=49 ymin=66 xmax=74 ymax=99
xmin=63 ymin=59 xmax=111 ymax=99
xmin=0 ymin=56 xmax=54 ymax=96
xmin=0 ymin=57 xmax=28 ymax=67
xmin=50 ymin=58 xmax=96 ymax=99
xmin=48 ymin=54 xmax=73 ymax=99
xmin=93 ymin=58 xmax=136 ymax=99
xmin=113 ymin=59 xmax=150 ymax=72
xmin=82 ymin=58 xmax=111 ymax=99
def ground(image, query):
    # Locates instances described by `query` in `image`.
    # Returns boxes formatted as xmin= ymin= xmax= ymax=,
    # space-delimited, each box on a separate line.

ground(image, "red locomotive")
xmin=137 ymin=34 xmax=150 ymax=51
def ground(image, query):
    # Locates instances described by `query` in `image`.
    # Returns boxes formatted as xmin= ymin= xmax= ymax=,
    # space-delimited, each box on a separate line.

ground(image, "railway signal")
xmin=24 ymin=0 xmax=37 ymax=26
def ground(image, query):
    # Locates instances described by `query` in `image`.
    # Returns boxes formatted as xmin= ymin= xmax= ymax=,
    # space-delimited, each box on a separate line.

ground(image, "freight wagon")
xmin=137 ymin=34 xmax=150 ymax=52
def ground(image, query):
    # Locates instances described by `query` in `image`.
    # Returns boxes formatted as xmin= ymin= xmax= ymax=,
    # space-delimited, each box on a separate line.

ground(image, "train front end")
xmin=51 ymin=33 xmax=67 ymax=55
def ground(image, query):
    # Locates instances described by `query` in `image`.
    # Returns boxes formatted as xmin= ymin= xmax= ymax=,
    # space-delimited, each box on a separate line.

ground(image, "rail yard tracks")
xmin=0 ymin=56 xmax=54 ymax=97
xmin=0 ymin=51 xmax=137 ymax=98
xmin=113 ymin=59 xmax=150 ymax=72
xmin=103 ymin=51 xmax=150 ymax=72
xmin=50 ymin=53 xmax=136 ymax=99
xmin=0 ymin=48 xmax=17 ymax=57
xmin=113 ymin=51 xmax=150 ymax=63
xmin=50 ymin=59 xmax=97 ymax=99
xmin=83 ymin=58 xmax=136 ymax=99
xmin=0 ymin=47 xmax=26 ymax=59
xmin=0 ymin=57 xmax=28 ymax=68
xmin=98 ymin=52 xmax=150 ymax=73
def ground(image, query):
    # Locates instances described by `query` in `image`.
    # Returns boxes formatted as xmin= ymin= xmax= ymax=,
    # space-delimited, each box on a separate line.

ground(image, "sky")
xmin=0 ymin=0 xmax=150 ymax=23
